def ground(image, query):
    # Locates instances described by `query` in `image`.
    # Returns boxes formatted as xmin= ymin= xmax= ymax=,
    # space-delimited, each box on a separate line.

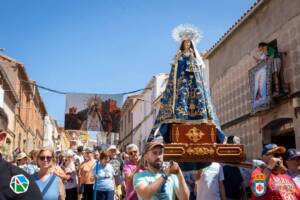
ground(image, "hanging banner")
xmin=65 ymin=93 xmax=123 ymax=134
xmin=249 ymin=61 xmax=272 ymax=113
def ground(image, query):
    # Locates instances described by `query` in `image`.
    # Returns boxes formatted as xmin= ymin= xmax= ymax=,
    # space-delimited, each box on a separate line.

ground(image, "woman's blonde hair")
xmin=36 ymin=148 xmax=55 ymax=167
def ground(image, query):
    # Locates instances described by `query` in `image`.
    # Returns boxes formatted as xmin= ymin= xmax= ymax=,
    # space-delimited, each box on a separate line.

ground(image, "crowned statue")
xmin=147 ymin=24 xmax=230 ymax=171
xmin=81 ymin=95 xmax=104 ymax=132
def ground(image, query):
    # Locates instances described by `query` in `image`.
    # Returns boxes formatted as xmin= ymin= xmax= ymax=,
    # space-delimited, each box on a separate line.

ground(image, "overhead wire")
xmin=20 ymin=80 xmax=146 ymax=95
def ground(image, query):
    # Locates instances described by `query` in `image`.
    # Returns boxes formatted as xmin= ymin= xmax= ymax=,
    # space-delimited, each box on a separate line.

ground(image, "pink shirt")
xmin=123 ymin=160 xmax=139 ymax=200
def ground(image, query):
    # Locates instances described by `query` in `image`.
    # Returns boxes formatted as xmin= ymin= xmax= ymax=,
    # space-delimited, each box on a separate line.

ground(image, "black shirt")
xmin=0 ymin=155 xmax=43 ymax=200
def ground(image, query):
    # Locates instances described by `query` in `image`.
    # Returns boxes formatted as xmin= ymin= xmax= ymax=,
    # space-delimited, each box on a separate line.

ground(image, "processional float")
xmin=148 ymin=24 xmax=246 ymax=169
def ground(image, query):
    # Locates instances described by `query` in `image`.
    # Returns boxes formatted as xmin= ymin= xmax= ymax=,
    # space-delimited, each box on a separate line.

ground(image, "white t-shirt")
xmin=74 ymin=154 xmax=84 ymax=165
xmin=196 ymin=162 xmax=224 ymax=200
xmin=64 ymin=161 xmax=78 ymax=189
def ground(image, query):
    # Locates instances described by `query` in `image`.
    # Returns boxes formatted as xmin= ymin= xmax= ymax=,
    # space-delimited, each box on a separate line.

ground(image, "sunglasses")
xmin=272 ymin=153 xmax=282 ymax=158
xmin=128 ymin=151 xmax=138 ymax=156
xmin=39 ymin=156 xmax=53 ymax=161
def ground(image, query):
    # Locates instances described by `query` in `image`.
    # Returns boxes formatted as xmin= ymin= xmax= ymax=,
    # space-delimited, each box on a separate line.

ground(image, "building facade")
xmin=206 ymin=0 xmax=300 ymax=160
xmin=132 ymin=73 xmax=168 ymax=151
xmin=119 ymin=95 xmax=137 ymax=151
xmin=0 ymin=60 xmax=18 ymax=160
xmin=0 ymin=54 xmax=47 ymax=156
xmin=43 ymin=115 xmax=59 ymax=150
xmin=118 ymin=73 xmax=168 ymax=151
xmin=56 ymin=127 xmax=71 ymax=152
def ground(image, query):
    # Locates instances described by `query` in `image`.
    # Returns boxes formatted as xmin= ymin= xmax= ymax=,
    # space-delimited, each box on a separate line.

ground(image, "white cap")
xmin=107 ymin=145 xmax=117 ymax=151
xmin=64 ymin=149 xmax=75 ymax=157
xmin=16 ymin=152 xmax=28 ymax=160
xmin=84 ymin=147 xmax=93 ymax=153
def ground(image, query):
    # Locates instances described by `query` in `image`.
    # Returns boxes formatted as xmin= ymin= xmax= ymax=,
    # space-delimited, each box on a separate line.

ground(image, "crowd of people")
xmin=1 ymin=107 xmax=300 ymax=200
xmin=4 ymin=141 xmax=300 ymax=200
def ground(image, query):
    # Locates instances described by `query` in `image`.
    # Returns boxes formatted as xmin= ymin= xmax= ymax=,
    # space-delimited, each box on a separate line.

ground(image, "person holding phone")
xmin=133 ymin=141 xmax=189 ymax=200
xmin=249 ymin=144 xmax=300 ymax=199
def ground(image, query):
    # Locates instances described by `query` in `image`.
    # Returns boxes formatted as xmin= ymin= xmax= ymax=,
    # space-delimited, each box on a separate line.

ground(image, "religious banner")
xmin=65 ymin=93 xmax=123 ymax=136
xmin=249 ymin=61 xmax=272 ymax=114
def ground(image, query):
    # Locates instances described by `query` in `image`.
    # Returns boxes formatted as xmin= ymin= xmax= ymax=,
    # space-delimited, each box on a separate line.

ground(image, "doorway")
xmin=263 ymin=118 xmax=296 ymax=149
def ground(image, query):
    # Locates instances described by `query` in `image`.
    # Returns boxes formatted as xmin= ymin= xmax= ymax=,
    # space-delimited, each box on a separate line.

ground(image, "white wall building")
xmin=131 ymin=73 xmax=169 ymax=151
xmin=119 ymin=73 xmax=168 ymax=151
xmin=43 ymin=116 xmax=58 ymax=150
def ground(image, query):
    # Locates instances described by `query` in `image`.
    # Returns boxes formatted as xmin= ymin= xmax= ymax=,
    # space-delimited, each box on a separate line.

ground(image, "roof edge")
xmin=205 ymin=0 xmax=266 ymax=58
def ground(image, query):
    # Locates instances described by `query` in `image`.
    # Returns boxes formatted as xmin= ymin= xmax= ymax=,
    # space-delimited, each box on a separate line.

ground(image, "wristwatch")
xmin=159 ymin=165 xmax=168 ymax=181
xmin=161 ymin=172 xmax=169 ymax=181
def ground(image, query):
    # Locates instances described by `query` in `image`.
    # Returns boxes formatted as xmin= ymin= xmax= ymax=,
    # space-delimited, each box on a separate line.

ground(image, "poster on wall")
xmin=65 ymin=93 xmax=123 ymax=135
xmin=249 ymin=61 xmax=272 ymax=113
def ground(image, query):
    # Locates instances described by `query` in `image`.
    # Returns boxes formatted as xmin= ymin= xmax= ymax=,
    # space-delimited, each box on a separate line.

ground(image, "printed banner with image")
xmin=249 ymin=61 xmax=272 ymax=113
xmin=65 ymin=93 xmax=123 ymax=133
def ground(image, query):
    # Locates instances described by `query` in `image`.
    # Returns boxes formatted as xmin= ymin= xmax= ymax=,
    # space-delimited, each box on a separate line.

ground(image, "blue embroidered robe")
xmin=147 ymin=52 xmax=225 ymax=171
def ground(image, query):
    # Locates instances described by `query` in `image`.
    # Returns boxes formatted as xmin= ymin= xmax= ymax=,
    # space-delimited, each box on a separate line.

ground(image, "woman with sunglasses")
xmin=93 ymin=151 xmax=115 ymax=200
xmin=34 ymin=148 xmax=65 ymax=200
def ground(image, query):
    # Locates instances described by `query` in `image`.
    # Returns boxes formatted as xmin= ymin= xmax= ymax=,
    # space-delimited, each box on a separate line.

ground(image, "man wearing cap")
xmin=249 ymin=143 xmax=300 ymax=199
xmin=16 ymin=152 xmax=29 ymax=170
xmin=107 ymin=145 xmax=123 ymax=199
xmin=0 ymin=107 xmax=42 ymax=200
xmin=285 ymin=148 xmax=300 ymax=188
xmin=133 ymin=141 xmax=189 ymax=200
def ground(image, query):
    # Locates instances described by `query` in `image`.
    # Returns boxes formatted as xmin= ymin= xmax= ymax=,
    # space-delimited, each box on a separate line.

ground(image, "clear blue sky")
xmin=0 ymin=0 xmax=255 ymax=125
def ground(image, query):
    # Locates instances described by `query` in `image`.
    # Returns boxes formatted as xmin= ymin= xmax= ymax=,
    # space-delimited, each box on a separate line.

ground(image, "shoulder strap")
xmin=93 ymin=161 xmax=100 ymax=200
xmin=42 ymin=174 xmax=56 ymax=197
xmin=96 ymin=161 xmax=99 ymax=175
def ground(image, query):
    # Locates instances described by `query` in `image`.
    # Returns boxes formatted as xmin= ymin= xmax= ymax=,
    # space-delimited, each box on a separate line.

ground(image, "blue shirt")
xmin=287 ymin=170 xmax=300 ymax=188
xmin=93 ymin=162 xmax=115 ymax=191
xmin=22 ymin=164 xmax=39 ymax=175
xmin=34 ymin=173 xmax=59 ymax=200
xmin=133 ymin=170 xmax=179 ymax=200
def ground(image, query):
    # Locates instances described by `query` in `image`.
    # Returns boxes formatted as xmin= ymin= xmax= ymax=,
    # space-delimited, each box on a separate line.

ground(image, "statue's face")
xmin=183 ymin=40 xmax=191 ymax=50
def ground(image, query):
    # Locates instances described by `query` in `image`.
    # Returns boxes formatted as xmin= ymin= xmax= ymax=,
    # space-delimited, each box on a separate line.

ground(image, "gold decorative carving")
xmin=164 ymin=146 xmax=185 ymax=157
xmin=185 ymin=127 xmax=205 ymax=143
xmin=175 ymin=127 xmax=180 ymax=142
xmin=186 ymin=147 xmax=215 ymax=156
xmin=210 ymin=127 xmax=215 ymax=142
xmin=216 ymin=146 xmax=242 ymax=156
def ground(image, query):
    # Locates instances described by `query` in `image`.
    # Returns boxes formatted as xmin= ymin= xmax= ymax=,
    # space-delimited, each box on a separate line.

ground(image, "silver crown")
xmin=172 ymin=24 xmax=203 ymax=44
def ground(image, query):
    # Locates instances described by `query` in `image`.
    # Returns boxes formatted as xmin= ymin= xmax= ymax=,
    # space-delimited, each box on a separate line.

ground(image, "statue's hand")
xmin=175 ymin=50 xmax=181 ymax=61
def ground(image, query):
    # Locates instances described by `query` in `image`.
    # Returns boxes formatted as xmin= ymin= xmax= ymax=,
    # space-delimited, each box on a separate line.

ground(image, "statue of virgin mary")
xmin=147 ymin=24 xmax=226 ymax=170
